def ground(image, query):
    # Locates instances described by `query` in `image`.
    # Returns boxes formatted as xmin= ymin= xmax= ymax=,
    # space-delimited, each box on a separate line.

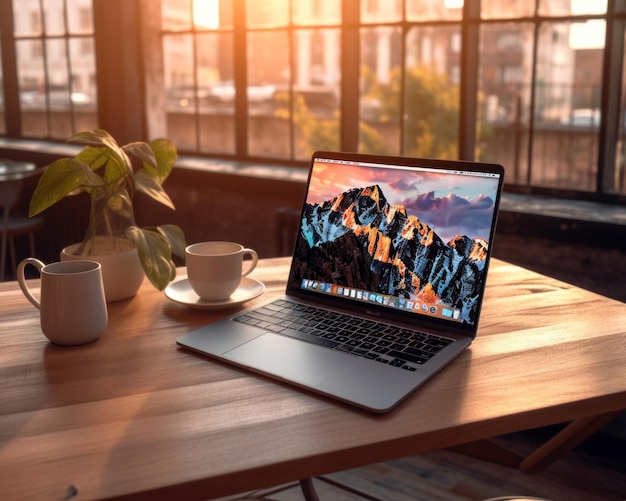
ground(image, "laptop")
xmin=177 ymin=151 xmax=505 ymax=413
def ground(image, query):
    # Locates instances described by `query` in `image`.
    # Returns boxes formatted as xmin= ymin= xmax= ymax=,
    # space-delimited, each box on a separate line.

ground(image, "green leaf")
xmin=150 ymin=138 xmax=177 ymax=183
xmin=71 ymin=129 xmax=132 ymax=183
xmin=29 ymin=158 xmax=105 ymax=217
xmin=156 ymin=224 xmax=186 ymax=259
xmin=69 ymin=129 xmax=120 ymax=150
xmin=77 ymin=146 xmax=110 ymax=172
xmin=123 ymin=141 xmax=158 ymax=174
xmin=125 ymin=226 xmax=176 ymax=291
xmin=134 ymin=169 xmax=175 ymax=210
xmin=78 ymin=145 xmax=129 ymax=184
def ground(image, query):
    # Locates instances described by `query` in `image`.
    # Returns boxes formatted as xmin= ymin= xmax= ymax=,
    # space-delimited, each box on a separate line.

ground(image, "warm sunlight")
xmin=193 ymin=0 xmax=220 ymax=28
xmin=444 ymin=0 xmax=463 ymax=8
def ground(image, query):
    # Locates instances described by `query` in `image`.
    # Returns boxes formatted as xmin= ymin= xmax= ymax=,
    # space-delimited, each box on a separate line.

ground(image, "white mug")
xmin=185 ymin=241 xmax=258 ymax=301
xmin=17 ymin=258 xmax=108 ymax=346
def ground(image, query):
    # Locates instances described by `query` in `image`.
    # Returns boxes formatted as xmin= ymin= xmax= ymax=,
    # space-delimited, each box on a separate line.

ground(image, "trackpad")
xmin=224 ymin=333 xmax=351 ymax=386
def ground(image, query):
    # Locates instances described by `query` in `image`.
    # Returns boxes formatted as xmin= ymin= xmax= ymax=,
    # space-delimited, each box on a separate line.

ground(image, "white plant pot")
xmin=61 ymin=237 xmax=145 ymax=302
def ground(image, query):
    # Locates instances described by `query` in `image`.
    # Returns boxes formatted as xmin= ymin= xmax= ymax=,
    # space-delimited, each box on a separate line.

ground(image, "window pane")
xmin=246 ymin=0 xmax=289 ymax=28
xmin=539 ymin=0 xmax=607 ymax=17
xmin=163 ymin=34 xmax=199 ymax=152
xmin=360 ymin=26 xmax=402 ymax=155
xmin=362 ymin=1 xmax=402 ymax=23
xmin=534 ymin=21 xmax=602 ymax=191
xmin=16 ymin=39 xmax=46 ymax=137
xmin=477 ymin=23 xmax=533 ymax=184
xmin=291 ymin=28 xmax=341 ymax=160
xmin=292 ymin=0 xmax=340 ymax=26
xmin=13 ymin=0 xmax=42 ymax=36
xmin=45 ymin=38 xmax=73 ymax=139
xmin=406 ymin=0 xmax=463 ymax=22
xmin=247 ymin=30 xmax=289 ymax=157
xmin=68 ymin=36 xmax=98 ymax=131
xmin=194 ymin=0 xmax=233 ymax=30
xmin=162 ymin=0 xmax=193 ymax=31
xmin=42 ymin=0 xmax=66 ymax=35
xmin=197 ymin=32 xmax=235 ymax=154
xmin=482 ymin=0 xmax=534 ymax=19
xmin=403 ymin=25 xmax=460 ymax=158
xmin=67 ymin=0 xmax=94 ymax=34
xmin=13 ymin=0 xmax=96 ymax=138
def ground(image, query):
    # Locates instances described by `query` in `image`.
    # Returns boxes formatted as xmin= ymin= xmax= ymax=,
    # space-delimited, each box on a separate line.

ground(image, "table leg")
xmin=519 ymin=410 xmax=622 ymax=473
xmin=299 ymin=478 xmax=320 ymax=501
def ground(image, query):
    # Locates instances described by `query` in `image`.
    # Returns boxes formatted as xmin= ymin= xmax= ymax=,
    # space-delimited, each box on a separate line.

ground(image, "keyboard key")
xmin=233 ymin=299 xmax=454 ymax=372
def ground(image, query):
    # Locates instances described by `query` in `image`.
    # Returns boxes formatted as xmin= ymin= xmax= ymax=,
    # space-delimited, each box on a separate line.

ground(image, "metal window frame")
xmin=1 ymin=0 xmax=626 ymax=201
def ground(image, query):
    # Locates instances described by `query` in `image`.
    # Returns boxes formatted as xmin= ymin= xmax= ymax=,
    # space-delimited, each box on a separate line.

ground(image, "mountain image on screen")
xmin=291 ymin=185 xmax=490 ymax=324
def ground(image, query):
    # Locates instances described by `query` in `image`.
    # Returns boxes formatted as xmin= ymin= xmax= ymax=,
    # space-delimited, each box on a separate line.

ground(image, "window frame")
xmin=1 ymin=0 xmax=625 ymax=203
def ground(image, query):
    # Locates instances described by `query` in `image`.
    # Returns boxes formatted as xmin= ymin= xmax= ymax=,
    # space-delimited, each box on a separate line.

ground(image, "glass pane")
xmin=194 ymin=0 xmax=233 ymax=30
xmin=45 ymin=38 xmax=73 ymax=139
xmin=246 ymin=0 xmax=288 ymax=28
xmin=16 ymin=39 xmax=47 ymax=137
xmin=406 ymin=0 xmax=463 ymax=22
xmin=291 ymin=29 xmax=341 ymax=160
xmin=403 ymin=25 xmax=461 ymax=159
xmin=362 ymin=1 xmax=402 ymax=24
xmin=162 ymin=0 xmax=193 ymax=31
xmin=68 ymin=36 xmax=98 ymax=131
xmin=42 ymin=0 xmax=66 ymax=35
xmin=359 ymin=26 xmax=403 ymax=155
xmin=569 ymin=19 xmax=605 ymax=50
xmin=67 ymin=0 xmax=94 ymax=34
xmin=247 ymin=30 xmax=289 ymax=158
xmin=539 ymin=0 xmax=607 ymax=17
xmin=163 ymin=34 xmax=197 ymax=151
xmin=14 ymin=0 xmax=43 ymax=36
xmin=197 ymin=32 xmax=234 ymax=154
xmin=482 ymin=0 xmax=534 ymax=19
xmin=292 ymin=0 xmax=340 ymax=26
xmin=477 ymin=23 xmax=533 ymax=184
xmin=533 ymin=21 xmax=603 ymax=191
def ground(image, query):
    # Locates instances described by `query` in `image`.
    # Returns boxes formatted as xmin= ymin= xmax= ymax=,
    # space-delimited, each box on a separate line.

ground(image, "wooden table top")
xmin=1 ymin=257 xmax=625 ymax=500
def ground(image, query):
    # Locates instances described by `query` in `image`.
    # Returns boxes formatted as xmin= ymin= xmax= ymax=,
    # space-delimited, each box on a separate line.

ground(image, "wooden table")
xmin=1 ymin=257 xmax=625 ymax=500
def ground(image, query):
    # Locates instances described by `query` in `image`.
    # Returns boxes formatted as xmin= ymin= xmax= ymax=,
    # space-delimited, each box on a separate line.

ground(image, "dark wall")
xmin=2 ymin=145 xmax=307 ymax=274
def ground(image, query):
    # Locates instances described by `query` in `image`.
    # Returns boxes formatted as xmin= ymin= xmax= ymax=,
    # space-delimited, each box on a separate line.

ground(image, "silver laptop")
xmin=177 ymin=151 xmax=505 ymax=413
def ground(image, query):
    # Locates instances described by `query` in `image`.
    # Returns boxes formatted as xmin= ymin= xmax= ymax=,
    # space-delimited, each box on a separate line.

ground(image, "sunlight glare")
xmin=444 ymin=0 xmax=463 ymax=8
xmin=193 ymin=0 xmax=220 ymax=29
xmin=570 ymin=20 xmax=605 ymax=49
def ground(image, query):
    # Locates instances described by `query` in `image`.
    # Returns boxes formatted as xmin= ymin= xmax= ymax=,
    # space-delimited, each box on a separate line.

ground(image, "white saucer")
xmin=164 ymin=277 xmax=265 ymax=311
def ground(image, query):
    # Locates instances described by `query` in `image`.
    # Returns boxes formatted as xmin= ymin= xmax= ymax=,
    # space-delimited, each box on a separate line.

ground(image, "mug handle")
xmin=17 ymin=258 xmax=46 ymax=310
xmin=241 ymin=248 xmax=258 ymax=277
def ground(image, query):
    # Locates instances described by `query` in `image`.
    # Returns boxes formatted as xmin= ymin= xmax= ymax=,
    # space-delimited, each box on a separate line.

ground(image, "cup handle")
xmin=241 ymin=249 xmax=258 ymax=277
xmin=17 ymin=258 xmax=46 ymax=310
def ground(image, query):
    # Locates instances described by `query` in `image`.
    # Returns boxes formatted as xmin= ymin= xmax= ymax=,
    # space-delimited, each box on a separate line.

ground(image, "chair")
xmin=1 ymin=178 xmax=45 ymax=281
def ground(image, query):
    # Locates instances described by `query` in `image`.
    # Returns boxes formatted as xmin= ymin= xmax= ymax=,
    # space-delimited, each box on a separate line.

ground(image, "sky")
xmin=570 ymin=0 xmax=607 ymax=49
xmin=193 ymin=0 xmax=607 ymax=49
xmin=307 ymin=161 xmax=501 ymax=243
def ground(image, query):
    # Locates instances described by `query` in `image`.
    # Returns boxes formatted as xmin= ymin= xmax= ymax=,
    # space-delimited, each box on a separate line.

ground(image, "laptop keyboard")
xmin=233 ymin=299 xmax=454 ymax=371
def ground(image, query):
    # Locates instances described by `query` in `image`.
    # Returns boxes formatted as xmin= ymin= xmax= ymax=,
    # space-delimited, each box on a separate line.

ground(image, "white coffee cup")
xmin=185 ymin=241 xmax=258 ymax=301
xmin=17 ymin=258 xmax=108 ymax=346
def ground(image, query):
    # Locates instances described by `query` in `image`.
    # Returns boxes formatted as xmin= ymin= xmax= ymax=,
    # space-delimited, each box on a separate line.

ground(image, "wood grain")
xmin=1 ymin=258 xmax=625 ymax=500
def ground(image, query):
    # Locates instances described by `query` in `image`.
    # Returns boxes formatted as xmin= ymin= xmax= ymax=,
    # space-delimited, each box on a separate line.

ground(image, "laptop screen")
xmin=287 ymin=152 xmax=504 ymax=329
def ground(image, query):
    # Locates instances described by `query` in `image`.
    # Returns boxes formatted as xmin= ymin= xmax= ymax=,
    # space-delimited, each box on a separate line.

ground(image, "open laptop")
xmin=177 ymin=151 xmax=505 ymax=413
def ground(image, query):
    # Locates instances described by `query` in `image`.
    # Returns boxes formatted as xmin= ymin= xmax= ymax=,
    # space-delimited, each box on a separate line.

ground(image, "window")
xmin=1 ymin=0 xmax=97 ymax=139
xmin=1 ymin=0 xmax=626 ymax=198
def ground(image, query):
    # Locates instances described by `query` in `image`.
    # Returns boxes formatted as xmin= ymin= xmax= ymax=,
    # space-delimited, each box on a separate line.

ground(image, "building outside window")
xmin=0 ymin=0 xmax=625 ymax=198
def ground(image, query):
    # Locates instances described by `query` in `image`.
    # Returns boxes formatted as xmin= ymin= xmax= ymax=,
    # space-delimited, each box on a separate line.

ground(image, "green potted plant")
xmin=29 ymin=128 xmax=186 ymax=301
